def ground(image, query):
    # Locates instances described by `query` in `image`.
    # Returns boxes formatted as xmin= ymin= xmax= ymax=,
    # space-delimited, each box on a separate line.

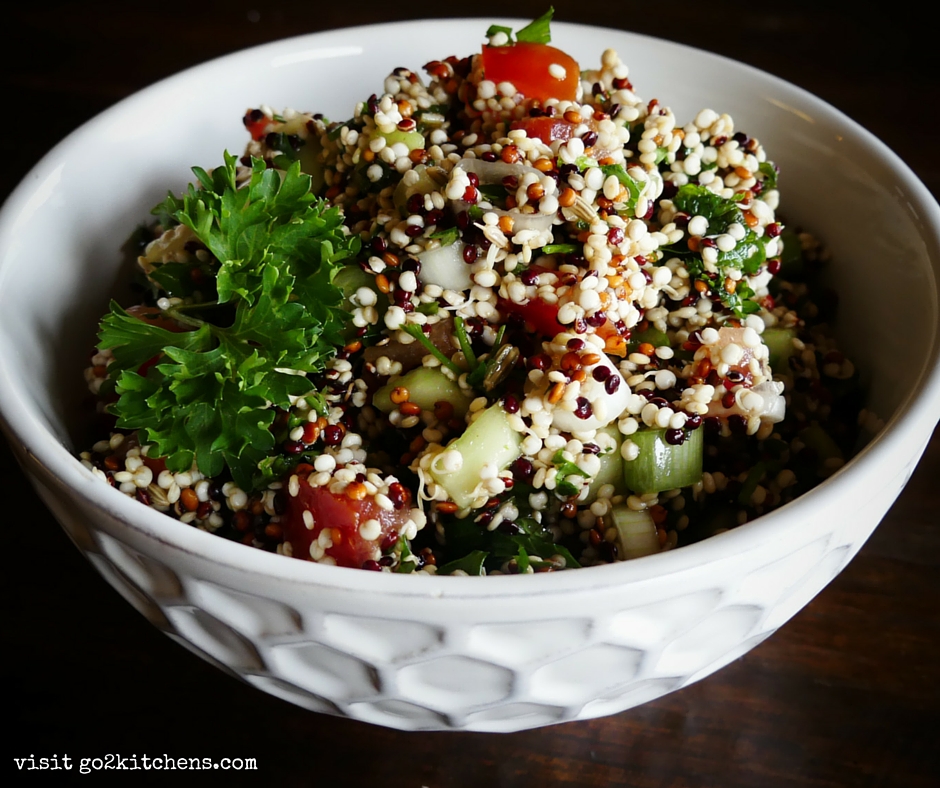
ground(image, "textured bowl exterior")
xmin=2 ymin=20 xmax=939 ymax=732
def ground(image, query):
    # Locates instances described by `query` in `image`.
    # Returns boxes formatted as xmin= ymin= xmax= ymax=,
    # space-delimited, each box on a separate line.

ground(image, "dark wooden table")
xmin=4 ymin=3 xmax=938 ymax=785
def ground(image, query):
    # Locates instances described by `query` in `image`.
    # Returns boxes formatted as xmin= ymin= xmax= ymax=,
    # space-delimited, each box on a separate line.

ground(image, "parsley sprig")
xmin=99 ymin=153 xmax=359 ymax=492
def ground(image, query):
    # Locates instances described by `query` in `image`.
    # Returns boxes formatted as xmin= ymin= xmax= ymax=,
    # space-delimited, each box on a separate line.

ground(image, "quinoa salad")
xmin=80 ymin=11 xmax=867 ymax=575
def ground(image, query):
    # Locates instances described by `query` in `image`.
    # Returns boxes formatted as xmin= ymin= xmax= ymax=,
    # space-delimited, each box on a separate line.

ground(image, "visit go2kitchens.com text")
xmin=13 ymin=753 xmax=258 ymax=775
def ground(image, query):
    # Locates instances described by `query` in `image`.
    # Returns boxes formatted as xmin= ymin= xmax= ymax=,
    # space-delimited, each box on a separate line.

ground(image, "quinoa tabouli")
xmin=80 ymin=10 xmax=868 ymax=575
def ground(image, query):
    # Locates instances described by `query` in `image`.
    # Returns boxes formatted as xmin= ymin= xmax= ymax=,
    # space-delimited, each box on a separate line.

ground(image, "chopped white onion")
xmin=416 ymin=241 xmax=472 ymax=291
xmin=451 ymin=159 xmax=555 ymax=235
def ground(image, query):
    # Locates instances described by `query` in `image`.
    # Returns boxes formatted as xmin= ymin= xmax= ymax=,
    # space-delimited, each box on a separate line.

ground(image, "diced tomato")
xmin=141 ymin=454 xmax=167 ymax=475
xmin=281 ymin=476 xmax=414 ymax=569
xmin=481 ymin=42 xmax=579 ymax=103
xmin=513 ymin=115 xmax=598 ymax=146
xmin=512 ymin=115 xmax=578 ymax=144
xmin=498 ymin=296 xmax=565 ymax=338
xmin=243 ymin=109 xmax=271 ymax=141
xmin=512 ymin=114 xmax=619 ymax=161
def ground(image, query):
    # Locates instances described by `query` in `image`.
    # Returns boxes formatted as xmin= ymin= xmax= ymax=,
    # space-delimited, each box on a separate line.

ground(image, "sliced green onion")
xmin=623 ymin=426 xmax=703 ymax=494
xmin=762 ymin=327 xmax=796 ymax=371
xmin=453 ymin=316 xmax=478 ymax=371
xmin=610 ymin=505 xmax=659 ymax=560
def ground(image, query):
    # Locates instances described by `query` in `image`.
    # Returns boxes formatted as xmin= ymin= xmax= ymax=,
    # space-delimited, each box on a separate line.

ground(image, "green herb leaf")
xmin=428 ymin=226 xmax=459 ymax=246
xmin=101 ymin=154 xmax=358 ymax=492
xmin=669 ymin=184 xmax=769 ymax=318
xmin=673 ymin=183 xmax=741 ymax=236
xmin=573 ymin=154 xmax=600 ymax=171
xmin=394 ymin=535 xmax=418 ymax=573
xmin=441 ymin=515 xmax=581 ymax=571
xmin=553 ymin=450 xmax=591 ymax=480
xmin=487 ymin=8 xmax=555 ymax=46
xmin=758 ymin=161 xmax=779 ymax=190
xmin=436 ymin=550 xmax=488 ymax=576
xmin=264 ymin=132 xmax=299 ymax=162
xmin=600 ymin=164 xmax=642 ymax=213
xmin=478 ymin=184 xmax=508 ymax=206
xmin=485 ymin=24 xmax=515 ymax=42
xmin=147 ymin=262 xmax=215 ymax=299
xmin=516 ymin=7 xmax=554 ymax=44
xmin=151 ymin=192 xmax=184 ymax=229
xmin=717 ymin=230 xmax=766 ymax=275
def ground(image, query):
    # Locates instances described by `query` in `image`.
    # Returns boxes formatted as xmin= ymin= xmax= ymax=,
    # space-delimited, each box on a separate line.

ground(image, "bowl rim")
xmin=1 ymin=18 xmax=939 ymax=599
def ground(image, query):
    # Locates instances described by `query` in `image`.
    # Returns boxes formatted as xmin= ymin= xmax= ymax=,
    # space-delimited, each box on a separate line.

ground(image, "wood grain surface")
xmin=3 ymin=2 xmax=938 ymax=785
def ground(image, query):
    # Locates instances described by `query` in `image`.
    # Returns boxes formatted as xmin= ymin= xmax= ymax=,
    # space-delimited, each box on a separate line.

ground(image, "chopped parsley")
xmin=759 ymin=161 xmax=779 ymax=190
xmin=442 ymin=515 xmax=580 ymax=574
xmin=552 ymin=450 xmax=591 ymax=497
xmin=600 ymin=164 xmax=642 ymax=213
xmin=670 ymin=184 xmax=774 ymax=317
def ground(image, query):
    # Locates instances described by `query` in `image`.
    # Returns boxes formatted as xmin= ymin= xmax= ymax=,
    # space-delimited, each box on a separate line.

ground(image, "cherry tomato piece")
xmin=481 ymin=42 xmax=580 ymax=103
xmin=513 ymin=116 xmax=579 ymax=144
xmin=498 ymin=296 xmax=565 ymax=338
xmin=280 ymin=476 xmax=413 ymax=569
xmin=243 ymin=109 xmax=270 ymax=141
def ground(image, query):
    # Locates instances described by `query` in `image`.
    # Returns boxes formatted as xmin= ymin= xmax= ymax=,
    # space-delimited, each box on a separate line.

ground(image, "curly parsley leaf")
xmin=151 ymin=192 xmax=184 ymax=230
xmin=100 ymin=153 xmax=359 ymax=492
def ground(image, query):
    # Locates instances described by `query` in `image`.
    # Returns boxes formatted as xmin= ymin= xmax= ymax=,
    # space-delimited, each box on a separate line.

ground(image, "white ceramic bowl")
xmin=1 ymin=20 xmax=938 ymax=733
